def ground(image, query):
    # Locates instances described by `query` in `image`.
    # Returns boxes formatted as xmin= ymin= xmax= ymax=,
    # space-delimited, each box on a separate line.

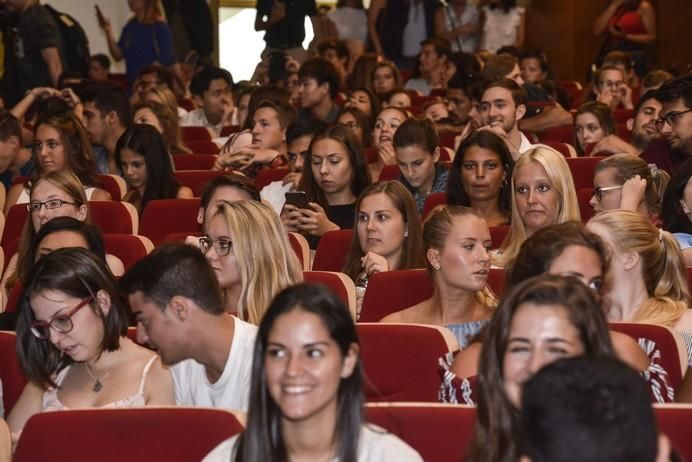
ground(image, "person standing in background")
xmin=255 ymin=0 xmax=317 ymax=65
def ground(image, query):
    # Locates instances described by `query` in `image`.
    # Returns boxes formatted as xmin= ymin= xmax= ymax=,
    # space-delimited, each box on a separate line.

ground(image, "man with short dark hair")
xmin=404 ymin=37 xmax=451 ymax=96
xmin=120 ymin=243 xmax=257 ymax=410
xmin=0 ymin=112 xmax=32 ymax=191
xmin=297 ymin=57 xmax=341 ymax=123
xmin=318 ymin=39 xmax=349 ymax=88
xmin=80 ymin=81 xmax=131 ymax=174
xmin=479 ymin=78 xmax=533 ymax=159
xmin=521 ymin=356 xmax=672 ymax=462
xmin=133 ymin=64 xmax=175 ymax=103
xmin=88 ymin=54 xmax=111 ymax=82
xmin=254 ymin=0 xmax=317 ymax=64
xmin=181 ymin=65 xmax=235 ymax=138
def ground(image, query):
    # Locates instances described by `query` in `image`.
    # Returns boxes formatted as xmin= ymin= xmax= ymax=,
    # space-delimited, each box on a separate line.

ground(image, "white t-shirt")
xmin=202 ymin=424 xmax=423 ymax=462
xmin=480 ymin=6 xmax=525 ymax=53
xmin=327 ymin=7 xmax=368 ymax=43
xmin=171 ymin=316 xmax=257 ymax=411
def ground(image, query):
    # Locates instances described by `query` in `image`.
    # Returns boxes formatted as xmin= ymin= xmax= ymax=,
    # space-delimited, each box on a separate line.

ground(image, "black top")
xmin=307 ymin=202 xmax=357 ymax=249
xmin=256 ymin=0 xmax=317 ymax=49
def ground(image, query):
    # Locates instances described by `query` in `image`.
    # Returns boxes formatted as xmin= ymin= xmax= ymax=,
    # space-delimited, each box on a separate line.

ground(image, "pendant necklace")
xmin=84 ymin=362 xmax=114 ymax=393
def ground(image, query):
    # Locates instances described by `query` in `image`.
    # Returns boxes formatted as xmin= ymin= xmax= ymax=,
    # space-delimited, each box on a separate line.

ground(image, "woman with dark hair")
xmin=337 ymin=107 xmax=373 ymax=147
xmin=447 ymin=130 xmax=514 ymax=227
xmin=115 ymin=124 xmax=193 ymax=214
xmin=345 ymin=87 xmax=379 ymax=121
xmin=574 ymin=101 xmax=617 ymax=155
xmin=203 ymin=283 xmax=421 ymax=461
xmin=393 ymin=116 xmax=449 ymax=214
xmin=5 ymin=111 xmax=111 ymax=212
xmin=370 ymin=106 xmax=408 ymax=181
xmin=342 ymin=181 xmax=425 ymax=317
xmin=661 ymin=157 xmax=692 ymax=265
xmin=465 ymin=275 xmax=615 ymax=462
xmin=283 ymin=125 xmax=371 ymax=249
xmin=593 ymin=0 xmax=656 ymax=76
xmin=8 ymin=247 xmax=174 ymax=439
xmin=382 ymin=206 xmax=497 ymax=348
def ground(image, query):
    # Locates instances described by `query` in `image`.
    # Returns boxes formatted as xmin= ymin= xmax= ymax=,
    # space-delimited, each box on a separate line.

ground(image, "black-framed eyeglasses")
xmin=30 ymin=296 xmax=93 ymax=339
xmin=655 ymin=109 xmax=692 ymax=130
xmin=26 ymin=199 xmax=79 ymax=213
xmin=593 ymin=185 xmax=623 ymax=201
xmin=199 ymin=236 xmax=233 ymax=256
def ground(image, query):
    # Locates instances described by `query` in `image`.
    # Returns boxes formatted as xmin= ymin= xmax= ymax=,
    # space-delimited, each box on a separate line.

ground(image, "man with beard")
xmin=591 ymin=90 xmax=662 ymax=157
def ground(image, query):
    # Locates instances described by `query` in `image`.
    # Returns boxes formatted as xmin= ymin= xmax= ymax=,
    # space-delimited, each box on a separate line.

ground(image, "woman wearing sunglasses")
xmin=8 ymin=248 xmax=174 ymax=440
xmin=200 ymin=200 xmax=302 ymax=323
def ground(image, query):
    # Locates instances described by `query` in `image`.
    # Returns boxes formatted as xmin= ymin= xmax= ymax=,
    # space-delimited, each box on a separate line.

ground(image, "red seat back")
xmin=489 ymin=225 xmax=509 ymax=250
xmin=13 ymin=408 xmax=244 ymax=462
xmin=312 ymin=229 xmax=353 ymax=272
xmin=0 ymin=332 xmax=27 ymax=415
xmin=186 ymin=140 xmax=219 ymax=154
xmin=174 ymin=170 xmax=225 ymax=196
xmin=181 ymin=126 xmax=212 ymax=141
xmin=566 ymin=156 xmax=604 ymax=190
xmin=609 ymin=323 xmax=683 ymax=392
xmin=422 ymin=192 xmax=447 ymax=221
xmin=5 ymin=281 xmax=22 ymax=313
xmin=220 ymin=125 xmax=241 ymax=137
xmin=102 ymin=234 xmax=153 ymax=271
xmin=358 ymin=323 xmax=452 ymax=402
xmin=655 ymin=405 xmax=692 ymax=462
xmin=366 ymin=404 xmax=475 ymax=462
xmin=378 ymin=165 xmax=400 ymax=181
xmin=303 ymin=271 xmax=356 ymax=317
xmin=360 ymin=269 xmax=432 ymax=322
xmin=95 ymin=174 xmax=126 ymax=200
xmin=89 ymin=201 xmax=138 ymax=234
xmin=487 ymin=268 xmax=506 ymax=298
xmin=254 ymin=168 xmax=290 ymax=190
xmin=538 ymin=124 xmax=574 ymax=144
xmin=140 ymin=198 xmax=202 ymax=246
xmin=2 ymin=204 xmax=28 ymax=266
xmin=172 ymin=154 xmax=217 ymax=171
xmin=577 ymin=187 xmax=594 ymax=221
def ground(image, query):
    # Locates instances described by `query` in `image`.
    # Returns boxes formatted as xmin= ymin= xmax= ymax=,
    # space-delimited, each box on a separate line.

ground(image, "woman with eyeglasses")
xmin=589 ymin=153 xmax=668 ymax=221
xmin=202 ymin=200 xmax=302 ymax=323
xmin=7 ymin=247 xmax=174 ymax=440
xmin=337 ymin=107 xmax=373 ymax=148
xmin=5 ymin=111 xmax=110 ymax=214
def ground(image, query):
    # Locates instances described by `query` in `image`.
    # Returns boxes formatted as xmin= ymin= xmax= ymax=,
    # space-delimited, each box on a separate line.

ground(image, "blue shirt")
xmin=118 ymin=19 xmax=174 ymax=90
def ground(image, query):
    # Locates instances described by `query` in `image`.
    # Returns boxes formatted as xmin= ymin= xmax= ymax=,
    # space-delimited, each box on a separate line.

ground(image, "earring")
xmin=434 ymin=264 xmax=441 ymax=271
xmin=404 ymin=229 xmax=409 ymax=238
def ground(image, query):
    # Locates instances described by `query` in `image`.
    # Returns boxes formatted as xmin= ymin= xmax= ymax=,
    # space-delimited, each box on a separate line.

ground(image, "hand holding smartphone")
xmin=95 ymin=5 xmax=106 ymax=28
xmin=285 ymin=191 xmax=309 ymax=209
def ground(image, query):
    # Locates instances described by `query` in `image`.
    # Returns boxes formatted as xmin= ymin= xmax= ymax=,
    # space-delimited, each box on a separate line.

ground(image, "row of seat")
xmin=11 ymin=402 xmax=692 ymax=462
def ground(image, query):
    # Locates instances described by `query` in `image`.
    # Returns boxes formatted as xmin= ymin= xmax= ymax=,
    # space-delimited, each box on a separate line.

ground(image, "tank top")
xmin=42 ymin=355 xmax=157 ymax=411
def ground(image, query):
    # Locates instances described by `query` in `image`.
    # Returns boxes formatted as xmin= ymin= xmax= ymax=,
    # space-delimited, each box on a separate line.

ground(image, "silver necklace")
xmin=84 ymin=362 xmax=113 ymax=393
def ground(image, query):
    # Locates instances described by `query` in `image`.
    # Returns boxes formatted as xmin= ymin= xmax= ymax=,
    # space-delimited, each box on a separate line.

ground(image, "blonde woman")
xmin=201 ymin=201 xmax=303 ymax=324
xmin=132 ymin=100 xmax=191 ymax=155
xmin=146 ymin=84 xmax=187 ymax=118
xmin=494 ymin=146 xmax=580 ymax=268
xmin=381 ymin=206 xmax=497 ymax=349
xmin=587 ymin=209 xmax=692 ymax=362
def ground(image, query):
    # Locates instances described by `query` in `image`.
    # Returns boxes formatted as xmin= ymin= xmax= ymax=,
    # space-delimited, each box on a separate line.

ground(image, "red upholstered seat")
xmin=103 ymin=234 xmax=154 ymax=271
xmin=577 ymin=187 xmax=594 ymax=221
xmin=312 ymin=229 xmax=353 ymax=272
xmin=177 ymin=97 xmax=195 ymax=112
xmin=1 ymin=204 xmax=27 ymax=267
xmin=303 ymin=271 xmax=357 ymax=318
xmin=488 ymin=268 xmax=506 ymax=298
xmin=220 ymin=125 xmax=241 ymax=137
xmin=422 ymin=192 xmax=447 ymax=221
xmin=140 ymin=198 xmax=202 ymax=246
xmin=438 ymin=131 xmax=458 ymax=150
xmin=364 ymin=146 xmax=378 ymax=164
xmin=288 ymin=232 xmax=310 ymax=270
xmin=172 ymin=154 xmax=217 ymax=171
xmin=609 ymin=323 xmax=684 ymax=392
xmin=89 ymin=201 xmax=139 ymax=234
xmin=540 ymin=140 xmax=575 ymax=158
xmin=13 ymin=408 xmax=244 ymax=462
xmin=4 ymin=281 xmax=22 ymax=313
xmin=358 ymin=323 xmax=457 ymax=401
xmin=378 ymin=165 xmax=400 ymax=181
xmin=181 ymin=126 xmax=212 ymax=141
xmin=360 ymin=269 xmax=432 ymax=322
xmin=566 ymin=156 xmax=604 ymax=190
xmin=614 ymin=108 xmax=635 ymax=123
xmin=538 ymin=124 xmax=574 ymax=144
xmin=163 ymin=231 xmax=202 ymax=243
xmin=174 ymin=170 xmax=225 ymax=196
xmin=254 ymin=167 xmax=290 ymax=190
xmin=96 ymin=174 xmax=127 ymax=200
xmin=655 ymin=404 xmax=692 ymax=462
xmin=489 ymin=225 xmax=509 ymax=249
xmin=186 ymin=140 xmax=220 ymax=154
xmin=366 ymin=403 xmax=475 ymax=462
xmin=0 ymin=331 xmax=27 ymax=415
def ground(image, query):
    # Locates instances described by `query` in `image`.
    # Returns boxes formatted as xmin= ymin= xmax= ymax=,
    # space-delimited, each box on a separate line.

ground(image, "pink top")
xmin=42 ymin=355 xmax=157 ymax=411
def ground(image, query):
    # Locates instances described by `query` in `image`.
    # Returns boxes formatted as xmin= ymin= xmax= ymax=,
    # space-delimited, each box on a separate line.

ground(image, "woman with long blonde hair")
xmin=495 ymin=146 xmax=580 ymax=268
xmin=201 ymin=201 xmax=303 ymax=324
xmin=587 ymin=210 xmax=692 ymax=361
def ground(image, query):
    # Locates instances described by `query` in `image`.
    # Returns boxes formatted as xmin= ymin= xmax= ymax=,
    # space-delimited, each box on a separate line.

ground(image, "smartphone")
xmin=95 ymin=5 xmax=106 ymax=27
xmin=285 ymin=191 xmax=309 ymax=209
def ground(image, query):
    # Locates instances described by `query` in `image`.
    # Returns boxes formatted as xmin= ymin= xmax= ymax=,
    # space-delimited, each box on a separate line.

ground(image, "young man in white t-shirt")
xmin=120 ymin=243 xmax=257 ymax=411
